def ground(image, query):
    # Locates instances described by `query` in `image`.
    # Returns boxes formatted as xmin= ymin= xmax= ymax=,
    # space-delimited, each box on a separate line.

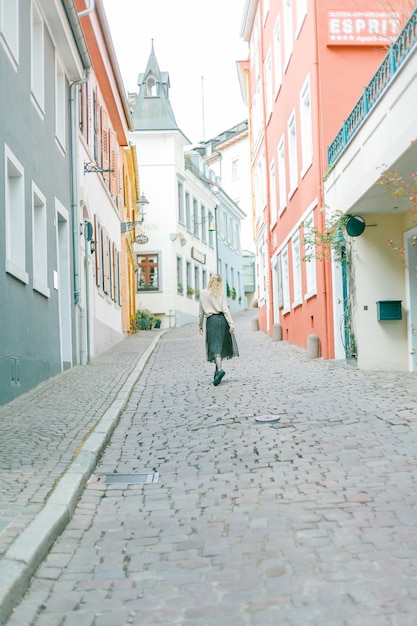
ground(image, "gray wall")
xmin=0 ymin=1 xmax=75 ymax=404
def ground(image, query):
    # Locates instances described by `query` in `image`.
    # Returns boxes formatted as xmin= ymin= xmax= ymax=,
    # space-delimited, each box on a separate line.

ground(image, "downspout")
xmin=62 ymin=0 xmax=92 ymax=305
xmin=78 ymin=0 xmax=95 ymax=18
xmin=313 ymin=1 xmax=331 ymax=359
xmin=63 ymin=0 xmax=92 ymax=364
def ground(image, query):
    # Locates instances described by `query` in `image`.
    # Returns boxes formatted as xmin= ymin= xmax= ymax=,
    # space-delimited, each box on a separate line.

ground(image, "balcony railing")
xmin=327 ymin=9 xmax=417 ymax=166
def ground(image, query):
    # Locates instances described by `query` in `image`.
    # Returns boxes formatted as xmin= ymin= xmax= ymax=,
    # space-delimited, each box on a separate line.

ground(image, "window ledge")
xmin=33 ymin=279 xmax=50 ymax=298
xmin=6 ymin=260 xmax=29 ymax=285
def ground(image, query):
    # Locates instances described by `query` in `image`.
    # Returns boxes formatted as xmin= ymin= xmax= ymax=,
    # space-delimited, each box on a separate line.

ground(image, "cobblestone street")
xmin=4 ymin=310 xmax=417 ymax=626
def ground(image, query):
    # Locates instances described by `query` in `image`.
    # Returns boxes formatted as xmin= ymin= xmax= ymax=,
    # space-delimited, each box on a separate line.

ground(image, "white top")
xmin=198 ymin=289 xmax=235 ymax=330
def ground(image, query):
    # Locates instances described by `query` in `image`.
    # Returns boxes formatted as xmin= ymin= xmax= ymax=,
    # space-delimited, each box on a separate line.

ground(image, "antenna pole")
xmin=201 ymin=75 xmax=205 ymax=141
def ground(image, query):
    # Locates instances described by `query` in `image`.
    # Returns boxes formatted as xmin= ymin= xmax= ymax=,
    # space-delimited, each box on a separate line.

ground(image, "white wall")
xmin=353 ymin=216 xmax=408 ymax=370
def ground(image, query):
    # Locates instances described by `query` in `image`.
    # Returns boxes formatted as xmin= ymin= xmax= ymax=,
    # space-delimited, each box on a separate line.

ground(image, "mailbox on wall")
xmin=376 ymin=300 xmax=402 ymax=321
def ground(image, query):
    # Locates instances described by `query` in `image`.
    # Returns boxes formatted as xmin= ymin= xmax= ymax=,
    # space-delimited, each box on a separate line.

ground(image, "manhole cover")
xmin=101 ymin=472 xmax=159 ymax=484
xmin=255 ymin=414 xmax=281 ymax=423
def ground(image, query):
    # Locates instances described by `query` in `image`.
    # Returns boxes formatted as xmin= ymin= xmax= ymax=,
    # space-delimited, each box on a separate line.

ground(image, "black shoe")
xmin=213 ymin=370 xmax=225 ymax=386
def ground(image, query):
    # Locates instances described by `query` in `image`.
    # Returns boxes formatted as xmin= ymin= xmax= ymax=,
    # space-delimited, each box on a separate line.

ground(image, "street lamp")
xmin=121 ymin=192 xmax=149 ymax=233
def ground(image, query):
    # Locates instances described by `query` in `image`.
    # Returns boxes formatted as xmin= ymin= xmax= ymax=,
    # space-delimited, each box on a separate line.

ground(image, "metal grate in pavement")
xmin=101 ymin=472 xmax=159 ymax=484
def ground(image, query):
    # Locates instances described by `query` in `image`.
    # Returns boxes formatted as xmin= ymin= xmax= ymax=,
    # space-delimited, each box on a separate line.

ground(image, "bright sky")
xmin=102 ymin=0 xmax=249 ymax=145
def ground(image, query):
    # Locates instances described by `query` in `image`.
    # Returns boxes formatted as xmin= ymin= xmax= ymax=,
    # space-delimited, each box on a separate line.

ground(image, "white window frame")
xmin=0 ymin=0 xmax=19 ymax=65
xmin=296 ymin=0 xmax=308 ymax=37
xmin=254 ymin=153 xmax=266 ymax=219
xmin=262 ymin=0 xmax=270 ymax=25
xmin=5 ymin=146 xmax=28 ymax=284
xmin=303 ymin=212 xmax=317 ymax=298
xmin=281 ymin=246 xmax=290 ymax=313
xmin=287 ymin=111 xmax=298 ymax=197
xmin=292 ymin=233 xmax=302 ymax=307
xmin=231 ymin=158 xmax=239 ymax=181
xmin=269 ymin=159 xmax=277 ymax=228
xmin=252 ymin=79 xmax=262 ymax=146
xmin=283 ymin=0 xmax=293 ymax=71
xmin=265 ymin=49 xmax=273 ymax=120
xmin=31 ymin=1 xmax=45 ymax=113
xmin=278 ymin=137 xmax=287 ymax=215
xmin=273 ymin=16 xmax=282 ymax=99
xmin=300 ymin=76 xmax=313 ymax=177
xmin=55 ymin=55 xmax=66 ymax=151
xmin=32 ymin=182 xmax=50 ymax=297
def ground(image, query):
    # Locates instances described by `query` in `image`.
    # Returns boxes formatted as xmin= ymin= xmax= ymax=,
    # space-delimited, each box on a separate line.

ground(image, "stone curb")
xmin=0 ymin=332 xmax=164 ymax=624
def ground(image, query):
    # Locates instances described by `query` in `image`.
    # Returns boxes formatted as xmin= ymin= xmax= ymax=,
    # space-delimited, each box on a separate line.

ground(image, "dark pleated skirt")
xmin=205 ymin=313 xmax=239 ymax=363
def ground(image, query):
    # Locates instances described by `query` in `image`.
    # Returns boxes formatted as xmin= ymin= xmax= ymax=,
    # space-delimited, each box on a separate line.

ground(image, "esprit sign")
xmin=327 ymin=11 xmax=400 ymax=45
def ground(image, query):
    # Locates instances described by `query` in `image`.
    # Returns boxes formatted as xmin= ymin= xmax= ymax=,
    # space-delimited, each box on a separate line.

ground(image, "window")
xmin=283 ymin=0 xmax=293 ymax=70
xmin=31 ymin=2 xmax=44 ymax=111
xmin=269 ymin=159 xmax=277 ymax=227
xmin=265 ymin=50 xmax=273 ymax=118
xmin=287 ymin=112 xmax=298 ymax=195
xmin=146 ymin=76 xmax=156 ymax=97
xmin=177 ymin=256 xmax=183 ymax=294
xmin=0 ymin=0 xmax=19 ymax=63
xmin=278 ymin=138 xmax=287 ymax=214
xmin=262 ymin=0 xmax=270 ymax=24
xmin=194 ymin=266 xmax=200 ymax=296
xmin=178 ymin=182 xmax=185 ymax=223
xmin=55 ymin=56 xmax=66 ymax=149
xmin=32 ymin=183 xmax=49 ymax=297
xmin=5 ymin=146 xmax=27 ymax=284
xmin=208 ymin=211 xmax=215 ymax=247
xmin=296 ymin=0 xmax=307 ymax=34
xmin=186 ymin=195 xmax=192 ymax=231
xmin=137 ymin=254 xmax=159 ymax=291
xmin=201 ymin=204 xmax=207 ymax=242
xmin=231 ymin=158 xmax=239 ymax=180
xmin=252 ymin=80 xmax=262 ymax=144
xmin=193 ymin=200 xmax=200 ymax=237
xmin=300 ymin=77 xmax=313 ymax=175
xmin=273 ymin=17 xmax=282 ymax=97
xmin=254 ymin=153 xmax=266 ymax=218
xmin=186 ymin=261 xmax=192 ymax=294
xmin=281 ymin=247 xmax=290 ymax=312
xmin=292 ymin=234 xmax=302 ymax=305
xmin=303 ymin=213 xmax=317 ymax=296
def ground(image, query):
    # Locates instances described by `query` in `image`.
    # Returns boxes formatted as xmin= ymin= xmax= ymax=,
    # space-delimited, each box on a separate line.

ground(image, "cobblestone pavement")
xmin=3 ymin=309 xmax=417 ymax=625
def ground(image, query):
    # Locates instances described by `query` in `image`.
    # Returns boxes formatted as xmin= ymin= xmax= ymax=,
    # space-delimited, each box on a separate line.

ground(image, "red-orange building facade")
xmin=241 ymin=0 xmax=405 ymax=358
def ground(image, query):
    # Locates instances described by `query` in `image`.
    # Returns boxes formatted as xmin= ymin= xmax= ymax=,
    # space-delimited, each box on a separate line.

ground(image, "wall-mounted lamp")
xmin=169 ymin=232 xmax=187 ymax=246
xmin=84 ymin=161 xmax=115 ymax=174
xmin=84 ymin=220 xmax=95 ymax=254
xmin=121 ymin=192 xmax=150 ymax=233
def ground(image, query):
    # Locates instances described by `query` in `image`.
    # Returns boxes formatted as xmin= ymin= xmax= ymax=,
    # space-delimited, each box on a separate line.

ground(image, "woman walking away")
xmin=199 ymin=274 xmax=239 ymax=386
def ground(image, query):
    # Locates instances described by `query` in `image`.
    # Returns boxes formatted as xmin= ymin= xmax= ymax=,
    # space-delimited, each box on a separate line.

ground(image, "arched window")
xmin=146 ymin=77 xmax=156 ymax=97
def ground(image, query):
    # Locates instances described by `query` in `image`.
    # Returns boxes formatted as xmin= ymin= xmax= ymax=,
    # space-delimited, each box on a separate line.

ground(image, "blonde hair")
xmin=207 ymin=273 xmax=223 ymax=296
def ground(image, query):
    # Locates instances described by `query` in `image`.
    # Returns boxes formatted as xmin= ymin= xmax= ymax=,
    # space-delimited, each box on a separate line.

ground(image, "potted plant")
xmin=187 ymin=285 xmax=194 ymax=296
xmin=177 ymin=282 xmax=183 ymax=294
xmin=135 ymin=309 xmax=155 ymax=330
xmin=154 ymin=318 xmax=162 ymax=329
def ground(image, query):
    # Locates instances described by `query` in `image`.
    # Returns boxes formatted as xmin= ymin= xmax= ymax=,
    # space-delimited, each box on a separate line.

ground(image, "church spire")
xmin=131 ymin=41 xmax=179 ymax=131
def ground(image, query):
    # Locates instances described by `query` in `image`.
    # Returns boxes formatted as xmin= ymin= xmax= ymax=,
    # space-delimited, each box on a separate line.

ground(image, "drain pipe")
xmin=63 ymin=0 xmax=92 ymax=362
xmin=78 ymin=0 xmax=95 ymax=18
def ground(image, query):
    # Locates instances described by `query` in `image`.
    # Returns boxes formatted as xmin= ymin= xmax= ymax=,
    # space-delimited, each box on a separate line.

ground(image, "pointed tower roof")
xmin=131 ymin=41 xmax=181 ymax=132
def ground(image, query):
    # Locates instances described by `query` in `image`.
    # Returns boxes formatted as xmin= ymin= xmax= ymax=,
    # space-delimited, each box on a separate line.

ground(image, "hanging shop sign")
xmin=135 ymin=234 xmax=149 ymax=244
xmin=191 ymin=247 xmax=206 ymax=264
xmin=327 ymin=11 xmax=400 ymax=46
